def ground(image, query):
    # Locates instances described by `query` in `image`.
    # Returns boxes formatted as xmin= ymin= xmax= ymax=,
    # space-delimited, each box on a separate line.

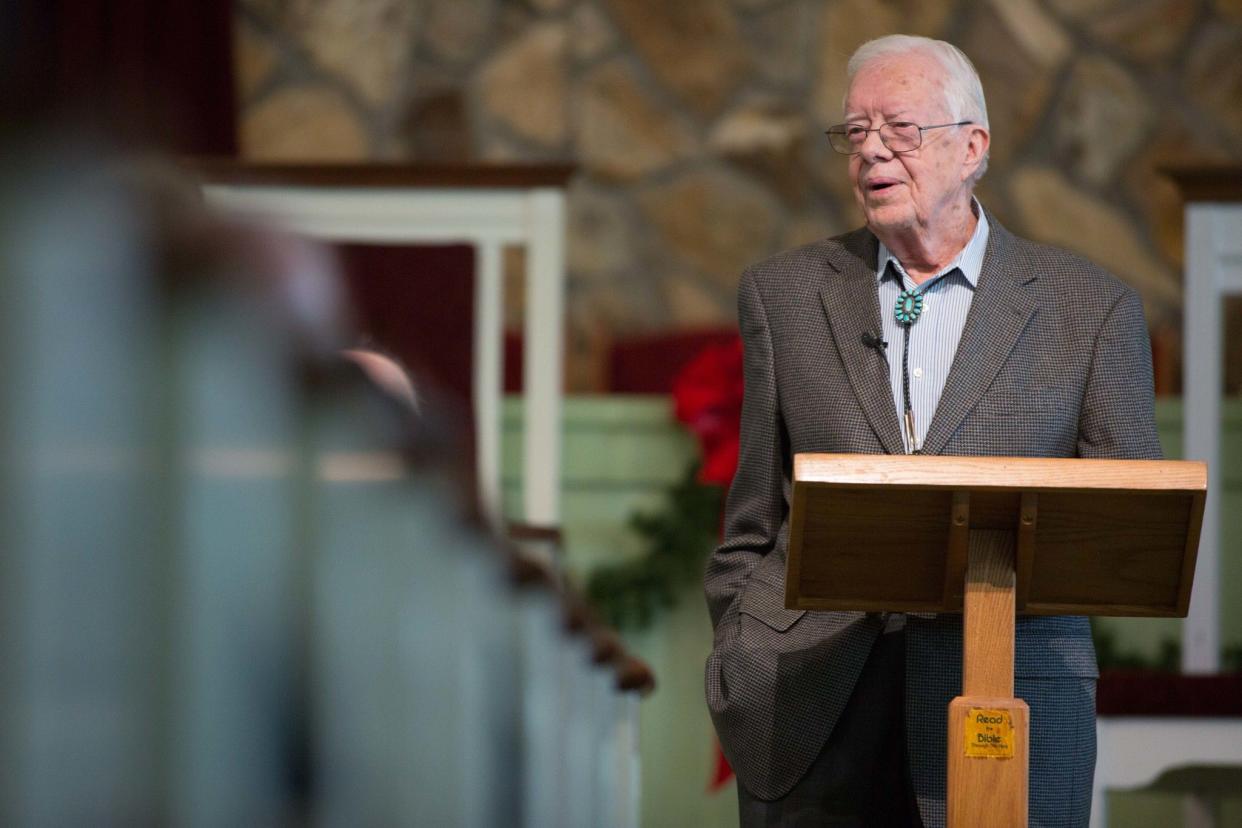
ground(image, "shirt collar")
xmin=876 ymin=199 xmax=990 ymax=289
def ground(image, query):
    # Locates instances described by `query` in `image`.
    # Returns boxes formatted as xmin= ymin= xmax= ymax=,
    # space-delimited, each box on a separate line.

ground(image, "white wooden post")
xmin=1182 ymin=203 xmax=1242 ymax=673
xmin=523 ymin=188 xmax=565 ymax=527
xmin=474 ymin=239 xmax=505 ymax=526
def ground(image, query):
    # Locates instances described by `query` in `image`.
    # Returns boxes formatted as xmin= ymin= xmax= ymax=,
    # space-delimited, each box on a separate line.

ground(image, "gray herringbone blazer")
xmin=704 ymin=216 xmax=1162 ymax=827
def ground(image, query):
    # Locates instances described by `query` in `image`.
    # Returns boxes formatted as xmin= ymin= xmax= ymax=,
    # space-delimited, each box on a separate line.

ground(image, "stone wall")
xmin=234 ymin=0 xmax=1242 ymax=391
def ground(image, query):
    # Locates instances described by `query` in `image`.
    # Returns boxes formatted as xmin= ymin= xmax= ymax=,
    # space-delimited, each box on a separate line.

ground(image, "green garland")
xmin=586 ymin=462 xmax=723 ymax=630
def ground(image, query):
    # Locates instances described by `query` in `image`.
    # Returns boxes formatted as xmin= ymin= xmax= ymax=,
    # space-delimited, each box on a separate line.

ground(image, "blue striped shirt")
xmin=877 ymin=202 xmax=990 ymax=453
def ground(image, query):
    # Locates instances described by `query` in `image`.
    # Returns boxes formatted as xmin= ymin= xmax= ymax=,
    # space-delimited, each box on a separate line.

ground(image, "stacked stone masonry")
xmin=235 ymin=0 xmax=1242 ymax=392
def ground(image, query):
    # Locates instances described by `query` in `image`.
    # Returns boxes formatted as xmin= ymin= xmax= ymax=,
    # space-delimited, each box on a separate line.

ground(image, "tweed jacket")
xmin=704 ymin=216 xmax=1162 ymax=825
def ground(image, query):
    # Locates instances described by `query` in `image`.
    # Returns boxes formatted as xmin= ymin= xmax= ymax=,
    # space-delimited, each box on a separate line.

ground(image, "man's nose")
xmin=859 ymin=128 xmax=891 ymax=163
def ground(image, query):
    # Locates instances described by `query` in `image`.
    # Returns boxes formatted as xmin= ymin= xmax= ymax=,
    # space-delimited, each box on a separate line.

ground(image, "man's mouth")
xmin=867 ymin=179 xmax=901 ymax=192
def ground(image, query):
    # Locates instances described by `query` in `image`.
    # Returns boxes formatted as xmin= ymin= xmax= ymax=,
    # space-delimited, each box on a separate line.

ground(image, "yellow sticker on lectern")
xmin=964 ymin=708 xmax=1014 ymax=758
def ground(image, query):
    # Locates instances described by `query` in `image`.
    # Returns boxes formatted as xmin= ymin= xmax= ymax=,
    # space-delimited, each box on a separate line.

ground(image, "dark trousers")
xmin=737 ymin=628 xmax=923 ymax=827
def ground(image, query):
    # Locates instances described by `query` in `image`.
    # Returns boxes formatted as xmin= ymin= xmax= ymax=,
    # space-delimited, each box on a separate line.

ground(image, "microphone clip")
xmin=861 ymin=331 xmax=888 ymax=353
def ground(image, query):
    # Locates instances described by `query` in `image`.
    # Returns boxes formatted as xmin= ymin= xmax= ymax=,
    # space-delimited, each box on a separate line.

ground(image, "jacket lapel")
xmin=819 ymin=229 xmax=906 ymax=456
xmin=920 ymin=221 xmax=1039 ymax=456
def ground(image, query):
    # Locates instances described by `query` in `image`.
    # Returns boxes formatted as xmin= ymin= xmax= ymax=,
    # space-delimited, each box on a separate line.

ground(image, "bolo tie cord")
xmin=901 ymin=322 xmax=918 ymax=453
xmin=894 ymin=286 xmax=925 ymax=454
xmin=893 ymin=268 xmax=965 ymax=453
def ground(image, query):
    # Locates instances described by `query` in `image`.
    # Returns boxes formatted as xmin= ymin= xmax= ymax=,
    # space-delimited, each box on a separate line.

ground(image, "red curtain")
xmin=336 ymin=243 xmax=478 ymax=409
xmin=1 ymin=0 xmax=237 ymax=154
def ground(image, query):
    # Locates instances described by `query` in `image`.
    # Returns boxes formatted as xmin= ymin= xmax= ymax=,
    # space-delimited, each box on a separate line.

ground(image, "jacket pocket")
xmin=976 ymin=384 xmax=1077 ymax=418
xmin=738 ymin=575 xmax=805 ymax=632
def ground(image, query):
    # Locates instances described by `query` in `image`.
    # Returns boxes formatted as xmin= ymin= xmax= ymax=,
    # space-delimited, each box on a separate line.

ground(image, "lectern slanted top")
xmin=787 ymin=454 xmax=1205 ymax=618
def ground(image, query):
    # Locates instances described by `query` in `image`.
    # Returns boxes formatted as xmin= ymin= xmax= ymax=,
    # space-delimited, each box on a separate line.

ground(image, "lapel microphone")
xmin=861 ymin=331 xmax=888 ymax=354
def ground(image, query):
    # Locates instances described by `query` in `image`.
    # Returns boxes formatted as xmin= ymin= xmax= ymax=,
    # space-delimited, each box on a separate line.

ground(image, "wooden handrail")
xmin=183 ymin=158 xmax=577 ymax=189
xmin=1097 ymin=671 xmax=1242 ymax=717
xmin=1161 ymin=164 xmax=1242 ymax=203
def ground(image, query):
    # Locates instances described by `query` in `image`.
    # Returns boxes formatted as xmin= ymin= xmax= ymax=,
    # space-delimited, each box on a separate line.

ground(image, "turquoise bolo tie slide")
xmin=895 ymin=289 xmax=924 ymax=325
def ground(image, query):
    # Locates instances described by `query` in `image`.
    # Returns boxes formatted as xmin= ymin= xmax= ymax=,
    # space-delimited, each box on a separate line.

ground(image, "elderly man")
xmin=705 ymin=34 xmax=1160 ymax=827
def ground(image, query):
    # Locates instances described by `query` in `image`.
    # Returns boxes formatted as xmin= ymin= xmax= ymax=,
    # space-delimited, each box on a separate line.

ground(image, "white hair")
xmin=845 ymin=35 xmax=990 ymax=179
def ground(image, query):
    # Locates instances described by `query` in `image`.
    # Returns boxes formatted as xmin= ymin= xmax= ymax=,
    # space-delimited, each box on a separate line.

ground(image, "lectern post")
xmin=947 ymin=530 xmax=1027 ymax=827
xmin=785 ymin=455 xmax=1206 ymax=828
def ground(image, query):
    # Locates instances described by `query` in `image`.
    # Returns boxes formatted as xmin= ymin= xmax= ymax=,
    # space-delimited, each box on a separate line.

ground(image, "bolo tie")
xmin=883 ymin=260 xmax=960 ymax=453
xmin=889 ymin=261 xmax=963 ymax=454
xmin=894 ymin=286 xmax=926 ymax=454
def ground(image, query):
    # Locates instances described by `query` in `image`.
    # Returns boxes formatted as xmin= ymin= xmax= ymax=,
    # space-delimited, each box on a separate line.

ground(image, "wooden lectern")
xmin=786 ymin=455 xmax=1207 ymax=828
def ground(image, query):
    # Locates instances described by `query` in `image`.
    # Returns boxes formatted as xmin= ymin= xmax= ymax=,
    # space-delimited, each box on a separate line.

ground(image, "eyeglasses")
xmin=825 ymin=120 xmax=973 ymax=155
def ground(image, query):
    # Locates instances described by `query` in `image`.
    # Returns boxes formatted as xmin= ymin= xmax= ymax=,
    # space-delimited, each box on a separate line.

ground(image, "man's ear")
xmin=961 ymin=125 xmax=990 ymax=181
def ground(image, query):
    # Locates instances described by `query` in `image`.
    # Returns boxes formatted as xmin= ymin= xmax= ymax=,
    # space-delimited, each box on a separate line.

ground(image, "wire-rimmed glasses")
xmin=825 ymin=120 xmax=973 ymax=155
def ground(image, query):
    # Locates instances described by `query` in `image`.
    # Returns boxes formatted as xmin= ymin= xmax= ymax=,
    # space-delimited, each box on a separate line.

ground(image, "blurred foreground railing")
xmin=0 ymin=143 xmax=650 ymax=827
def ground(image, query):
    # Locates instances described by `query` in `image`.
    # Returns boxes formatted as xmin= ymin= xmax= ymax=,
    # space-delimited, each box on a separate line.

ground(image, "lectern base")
xmin=947 ymin=695 xmax=1029 ymax=828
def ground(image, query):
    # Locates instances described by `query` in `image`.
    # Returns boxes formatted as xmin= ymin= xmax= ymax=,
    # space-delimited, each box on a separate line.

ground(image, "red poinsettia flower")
xmin=673 ymin=337 xmax=745 ymax=791
xmin=673 ymin=336 xmax=744 ymax=486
